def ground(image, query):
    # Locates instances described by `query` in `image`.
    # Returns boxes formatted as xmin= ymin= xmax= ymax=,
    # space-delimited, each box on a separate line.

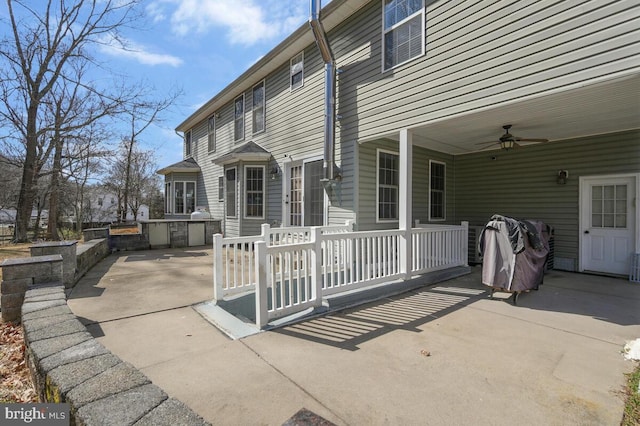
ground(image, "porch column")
xmin=399 ymin=128 xmax=413 ymax=278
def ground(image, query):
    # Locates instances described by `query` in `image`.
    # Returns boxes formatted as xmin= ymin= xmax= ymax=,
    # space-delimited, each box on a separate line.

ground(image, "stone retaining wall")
xmin=22 ymin=285 xmax=210 ymax=426
xmin=75 ymin=239 xmax=110 ymax=281
xmin=1 ymin=255 xmax=63 ymax=323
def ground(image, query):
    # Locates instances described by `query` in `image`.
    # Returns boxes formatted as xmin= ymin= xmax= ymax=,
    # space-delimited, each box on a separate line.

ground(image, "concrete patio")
xmin=67 ymin=247 xmax=640 ymax=425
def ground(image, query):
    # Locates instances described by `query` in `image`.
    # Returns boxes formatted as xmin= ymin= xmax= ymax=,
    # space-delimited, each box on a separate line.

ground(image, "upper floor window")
xmin=377 ymin=149 xmax=399 ymax=222
xmin=290 ymin=52 xmax=304 ymax=90
xmin=429 ymin=160 xmax=445 ymax=221
xmin=383 ymin=0 xmax=425 ymax=71
xmin=234 ymin=95 xmax=244 ymax=142
xmin=208 ymin=115 xmax=216 ymax=152
xmin=185 ymin=130 xmax=192 ymax=156
xmin=252 ymin=81 xmax=265 ymax=134
xmin=244 ymin=166 xmax=265 ymax=219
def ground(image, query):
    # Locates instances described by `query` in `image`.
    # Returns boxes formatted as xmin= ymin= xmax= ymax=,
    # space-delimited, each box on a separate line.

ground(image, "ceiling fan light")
xmin=500 ymin=140 xmax=515 ymax=150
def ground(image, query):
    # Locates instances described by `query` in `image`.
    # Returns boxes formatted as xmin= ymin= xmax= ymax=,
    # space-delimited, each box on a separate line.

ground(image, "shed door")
xmin=580 ymin=175 xmax=636 ymax=275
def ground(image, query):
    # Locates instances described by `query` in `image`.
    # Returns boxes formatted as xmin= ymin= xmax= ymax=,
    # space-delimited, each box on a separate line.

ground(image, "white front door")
xmin=580 ymin=175 xmax=637 ymax=275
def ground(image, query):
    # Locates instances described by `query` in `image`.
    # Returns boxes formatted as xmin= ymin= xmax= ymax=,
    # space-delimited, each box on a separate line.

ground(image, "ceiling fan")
xmin=477 ymin=124 xmax=549 ymax=150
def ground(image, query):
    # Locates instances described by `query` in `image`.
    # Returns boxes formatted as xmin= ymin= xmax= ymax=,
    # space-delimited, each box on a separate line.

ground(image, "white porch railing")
xmin=262 ymin=222 xmax=469 ymax=327
xmin=213 ymin=221 xmax=468 ymax=328
xmin=213 ymin=221 xmax=353 ymax=300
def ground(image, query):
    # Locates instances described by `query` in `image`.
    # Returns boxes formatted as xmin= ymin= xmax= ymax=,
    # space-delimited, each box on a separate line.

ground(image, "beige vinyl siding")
xmin=334 ymin=0 xmax=639 ymax=141
xmin=454 ymin=130 xmax=640 ymax=271
xmin=357 ymin=140 xmax=455 ymax=231
xmin=190 ymin=120 xmax=211 ymax=212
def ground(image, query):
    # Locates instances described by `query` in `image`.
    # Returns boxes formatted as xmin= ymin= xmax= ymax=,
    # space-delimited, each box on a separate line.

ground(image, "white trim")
xmin=428 ymin=159 xmax=446 ymax=222
xmin=252 ymin=80 xmax=266 ymax=135
xmin=376 ymin=148 xmax=400 ymax=224
xmin=234 ymin=94 xmax=245 ymax=142
xmin=381 ymin=0 xmax=425 ymax=72
xmin=243 ymin=165 xmax=266 ymax=220
xmin=578 ymin=172 xmax=639 ymax=274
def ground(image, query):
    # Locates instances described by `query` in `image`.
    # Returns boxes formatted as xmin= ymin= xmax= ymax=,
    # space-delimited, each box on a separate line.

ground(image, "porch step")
xmin=193 ymin=301 xmax=261 ymax=340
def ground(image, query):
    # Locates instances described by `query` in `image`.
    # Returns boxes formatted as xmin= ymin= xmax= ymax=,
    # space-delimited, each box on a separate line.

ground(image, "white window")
xmin=244 ymin=166 xmax=265 ymax=219
xmin=185 ymin=130 xmax=192 ymax=156
xmin=208 ymin=115 xmax=216 ymax=152
xmin=234 ymin=95 xmax=244 ymax=142
xmin=429 ymin=160 xmax=445 ymax=221
xmin=218 ymin=176 xmax=224 ymax=202
xmin=290 ymin=52 xmax=304 ymax=90
xmin=252 ymin=81 xmax=265 ymax=134
xmin=226 ymin=168 xmax=237 ymax=217
xmin=173 ymin=181 xmax=196 ymax=215
xmin=382 ymin=0 xmax=425 ymax=71
xmin=377 ymin=149 xmax=399 ymax=222
xmin=164 ymin=182 xmax=171 ymax=213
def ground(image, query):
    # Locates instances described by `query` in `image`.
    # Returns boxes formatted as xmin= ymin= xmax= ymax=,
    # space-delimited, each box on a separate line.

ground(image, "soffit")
xmin=375 ymin=72 xmax=640 ymax=155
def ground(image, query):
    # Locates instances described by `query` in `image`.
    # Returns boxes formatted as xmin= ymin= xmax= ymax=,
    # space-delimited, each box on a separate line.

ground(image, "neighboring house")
xmin=159 ymin=0 xmax=640 ymax=277
xmin=65 ymin=190 xmax=149 ymax=224
xmin=0 ymin=209 xmax=48 ymax=228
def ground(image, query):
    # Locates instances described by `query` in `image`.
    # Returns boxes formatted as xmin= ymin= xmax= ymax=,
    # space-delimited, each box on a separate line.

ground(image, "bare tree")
xmin=104 ymin=139 xmax=159 ymax=222
xmin=0 ymin=0 xmax=141 ymax=242
xmin=119 ymin=92 xmax=179 ymax=222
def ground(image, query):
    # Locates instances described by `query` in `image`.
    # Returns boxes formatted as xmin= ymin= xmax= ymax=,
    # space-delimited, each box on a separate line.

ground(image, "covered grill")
xmin=479 ymin=215 xmax=552 ymax=304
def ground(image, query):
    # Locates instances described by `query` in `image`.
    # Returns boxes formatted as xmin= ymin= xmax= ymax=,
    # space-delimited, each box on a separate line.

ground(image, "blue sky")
xmin=93 ymin=0 xmax=331 ymax=170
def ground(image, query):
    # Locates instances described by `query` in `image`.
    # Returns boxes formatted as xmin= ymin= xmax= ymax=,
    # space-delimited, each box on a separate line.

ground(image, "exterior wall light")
xmin=557 ymin=170 xmax=568 ymax=185
xmin=270 ymin=165 xmax=281 ymax=180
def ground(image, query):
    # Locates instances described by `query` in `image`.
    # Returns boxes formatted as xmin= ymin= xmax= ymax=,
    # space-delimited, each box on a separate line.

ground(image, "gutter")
xmin=309 ymin=0 xmax=337 ymax=182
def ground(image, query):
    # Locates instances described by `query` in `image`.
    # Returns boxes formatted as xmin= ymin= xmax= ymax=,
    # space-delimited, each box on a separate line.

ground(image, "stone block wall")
xmin=31 ymin=241 xmax=77 ymax=289
xmin=76 ymin=239 xmax=110 ymax=281
xmin=21 ymin=286 xmax=210 ymax=426
xmin=1 ymin=254 xmax=63 ymax=323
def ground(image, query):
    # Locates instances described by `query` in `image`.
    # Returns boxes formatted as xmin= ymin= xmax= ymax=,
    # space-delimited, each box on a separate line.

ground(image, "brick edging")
xmin=21 ymin=285 xmax=210 ymax=426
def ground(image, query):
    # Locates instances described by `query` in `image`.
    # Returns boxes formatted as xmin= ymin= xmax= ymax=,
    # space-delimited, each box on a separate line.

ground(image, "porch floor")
xmin=68 ymin=247 xmax=640 ymax=425
xmin=199 ymin=265 xmax=472 ymax=339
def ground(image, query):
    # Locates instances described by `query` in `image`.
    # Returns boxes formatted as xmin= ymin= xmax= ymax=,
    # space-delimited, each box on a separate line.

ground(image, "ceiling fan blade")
xmin=475 ymin=140 xmax=499 ymax=146
xmin=514 ymin=137 xmax=548 ymax=143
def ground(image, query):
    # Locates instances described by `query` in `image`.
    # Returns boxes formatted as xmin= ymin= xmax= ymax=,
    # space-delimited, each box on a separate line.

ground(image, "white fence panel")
xmin=411 ymin=223 xmax=468 ymax=274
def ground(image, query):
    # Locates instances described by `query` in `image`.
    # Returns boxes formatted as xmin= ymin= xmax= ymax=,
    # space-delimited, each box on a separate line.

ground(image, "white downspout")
xmin=309 ymin=0 xmax=336 ymax=182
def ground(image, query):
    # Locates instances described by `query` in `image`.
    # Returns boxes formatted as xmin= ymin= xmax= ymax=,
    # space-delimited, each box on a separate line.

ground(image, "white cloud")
xmin=146 ymin=3 xmax=167 ymax=24
xmin=165 ymin=0 xmax=308 ymax=46
xmin=98 ymin=34 xmax=183 ymax=67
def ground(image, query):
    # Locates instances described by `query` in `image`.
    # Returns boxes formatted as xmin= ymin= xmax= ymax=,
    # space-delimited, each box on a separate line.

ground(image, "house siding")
xmin=335 ymin=0 xmax=639 ymax=141
xmin=454 ymin=130 xmax=640 ymax=271
xmin=357 ymin=140 xmax=455 ymax=231
xmin=168 ymin=0 xmax=639 ymax=240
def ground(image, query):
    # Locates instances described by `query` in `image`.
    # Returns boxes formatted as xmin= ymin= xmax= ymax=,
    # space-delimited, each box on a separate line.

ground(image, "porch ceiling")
xmin=381 ymin=72 xmax=640 ymax=155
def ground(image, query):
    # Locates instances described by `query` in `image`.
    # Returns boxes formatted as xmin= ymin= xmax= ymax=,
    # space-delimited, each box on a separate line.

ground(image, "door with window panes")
xmin=285 ymin=160 xmax=325 ymax=226
xmin=580 ymin=175 xmax=636 ymax=275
